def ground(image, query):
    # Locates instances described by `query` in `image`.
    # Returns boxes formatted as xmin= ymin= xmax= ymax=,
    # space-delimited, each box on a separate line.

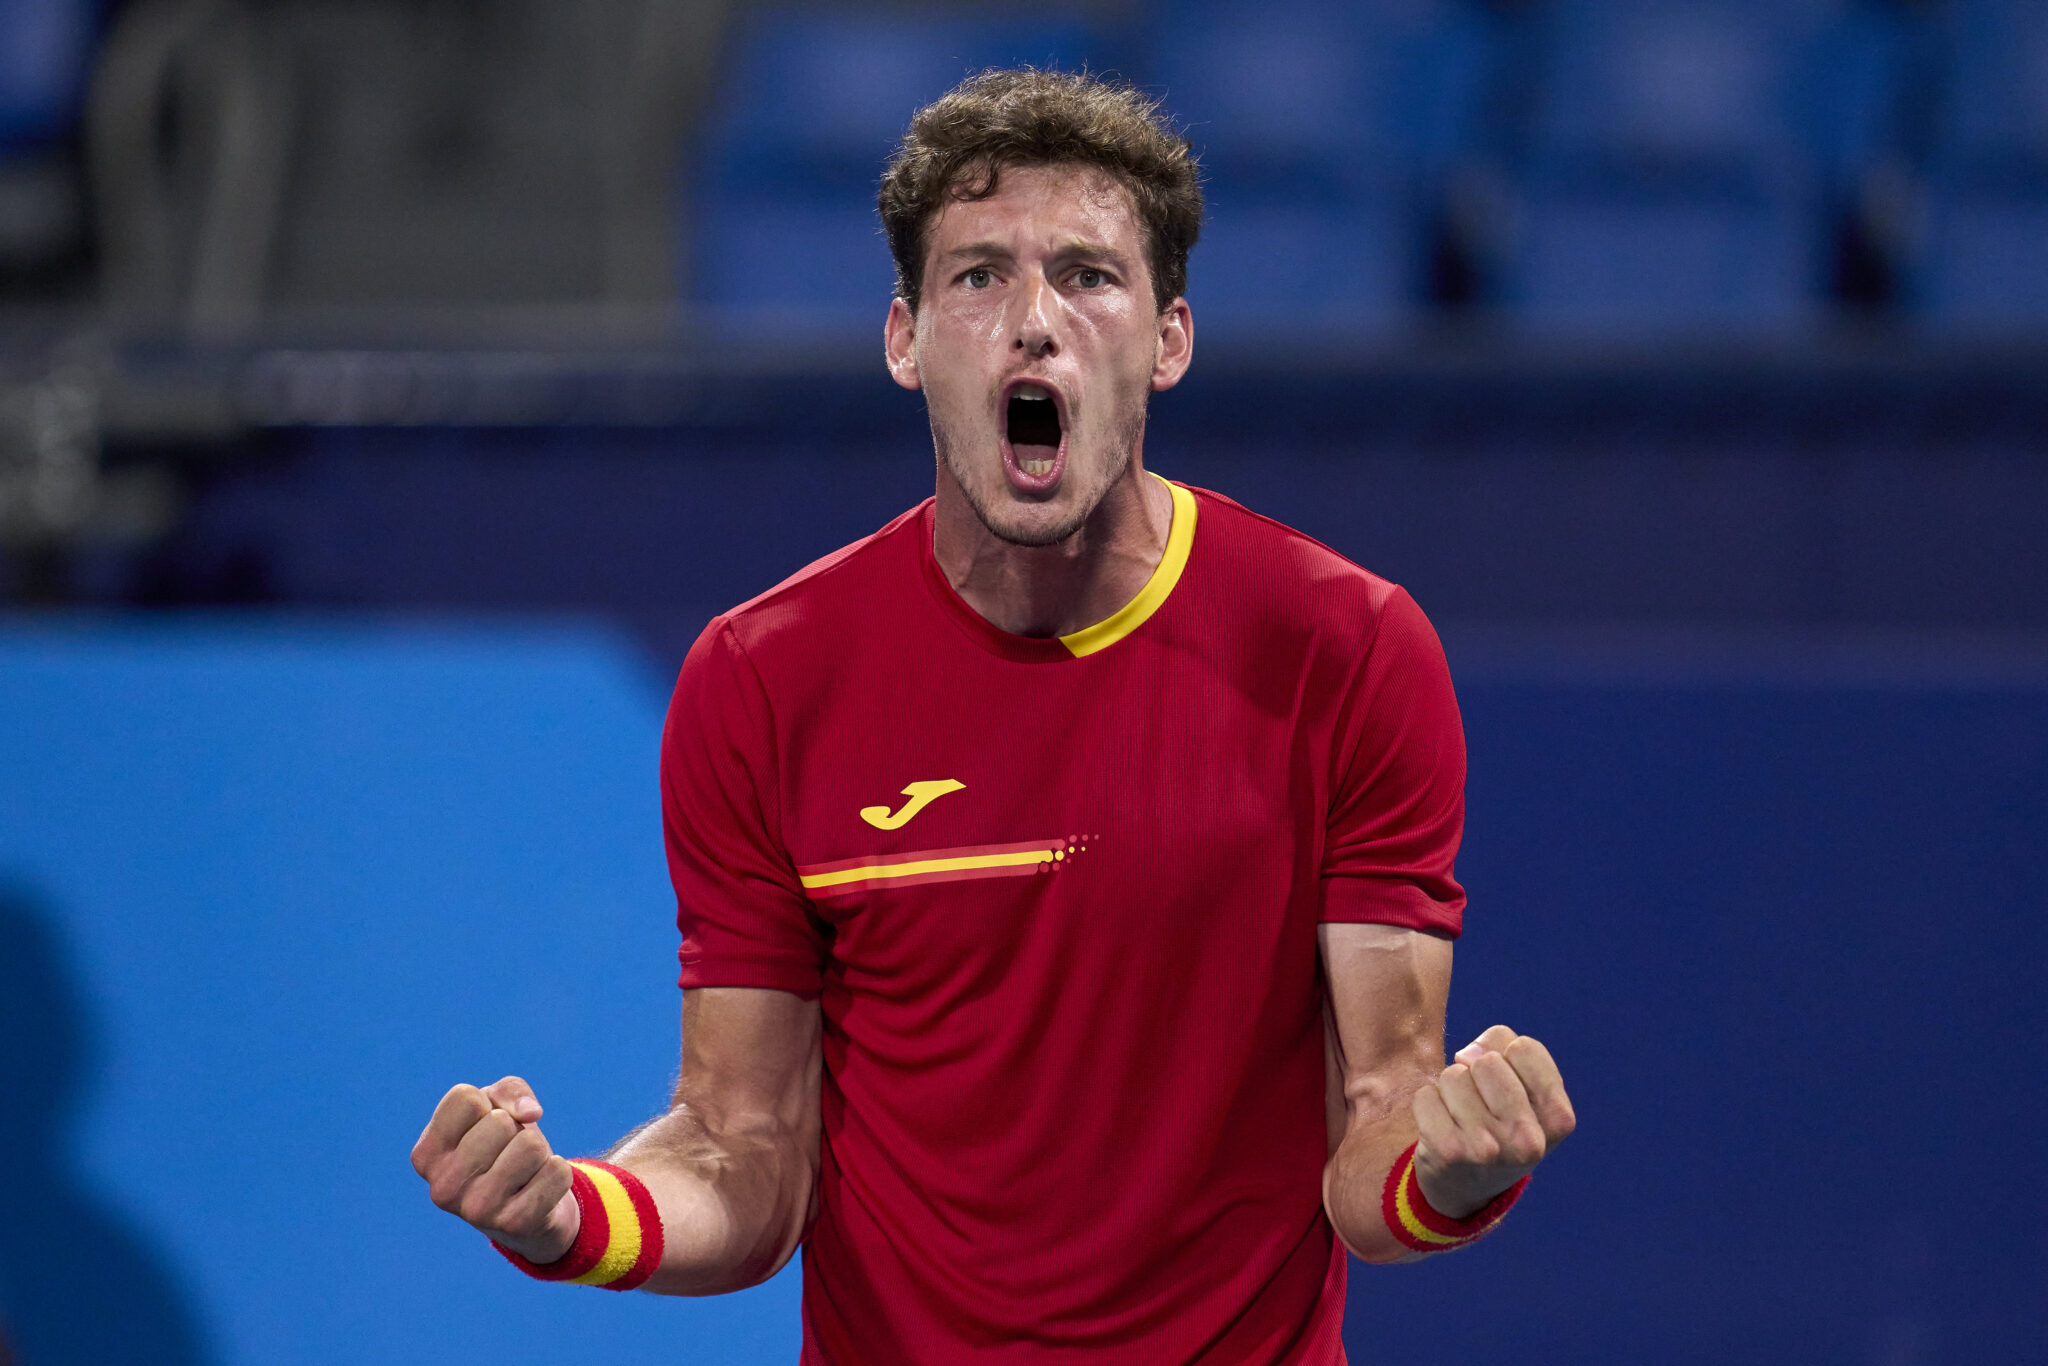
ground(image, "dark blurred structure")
xmin=0 ymin=0 xmax=98 ymax=300
xmin=0 ymin=0 xmax=2037 ymax=646
xmin=1 ymin=0 xmax=2044 ymax=648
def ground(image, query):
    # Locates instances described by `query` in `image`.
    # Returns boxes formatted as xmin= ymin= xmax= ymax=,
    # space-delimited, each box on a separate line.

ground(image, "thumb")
xmin=483 ymin=1074 xmax=544 ymax=1125
xmin=1453 ymin=1024 xmax=1519 ymax=1065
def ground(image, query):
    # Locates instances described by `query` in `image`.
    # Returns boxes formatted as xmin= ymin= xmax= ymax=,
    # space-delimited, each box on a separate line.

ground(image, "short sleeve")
xmin=663 ymin=619 xmax=824 ymax=997
xmin=1319 ymin=587 xmax=1467 ymax=937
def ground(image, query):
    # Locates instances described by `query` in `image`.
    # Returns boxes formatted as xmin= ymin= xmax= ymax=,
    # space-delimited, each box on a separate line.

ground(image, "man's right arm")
xmin=410 ymin=985 xmax=822 ymax=1296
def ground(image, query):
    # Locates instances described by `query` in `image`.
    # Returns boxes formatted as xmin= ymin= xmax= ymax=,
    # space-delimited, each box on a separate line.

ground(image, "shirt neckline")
xmin=919 ymin=475 xmax=1199 ymax=664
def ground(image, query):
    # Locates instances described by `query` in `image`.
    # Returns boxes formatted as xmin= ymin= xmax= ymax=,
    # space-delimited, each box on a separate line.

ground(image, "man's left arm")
xmin=1320 ymin=922 xmax=1576 ymax=1264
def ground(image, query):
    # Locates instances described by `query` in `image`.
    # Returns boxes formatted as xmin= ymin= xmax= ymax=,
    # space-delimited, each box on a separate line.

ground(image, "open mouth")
xmin=1004 ymin=381 xmax=1064 ymax=486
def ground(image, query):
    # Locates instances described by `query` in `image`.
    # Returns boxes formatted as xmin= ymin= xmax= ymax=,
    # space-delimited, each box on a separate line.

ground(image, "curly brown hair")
xmin=878 ymin=68 xmax=1203 ymax=315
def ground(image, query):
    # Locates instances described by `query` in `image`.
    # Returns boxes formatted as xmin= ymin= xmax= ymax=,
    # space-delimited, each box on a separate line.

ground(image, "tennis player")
xmin=413 ymin=69 xmax=1573 ymax=1363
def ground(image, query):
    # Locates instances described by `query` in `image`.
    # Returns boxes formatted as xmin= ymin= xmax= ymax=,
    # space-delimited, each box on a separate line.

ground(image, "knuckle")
xmin=442 ymin=1083 xmax=486 ymax=1117
xmin=427 ymin=1175 xmax=464 ymax=1211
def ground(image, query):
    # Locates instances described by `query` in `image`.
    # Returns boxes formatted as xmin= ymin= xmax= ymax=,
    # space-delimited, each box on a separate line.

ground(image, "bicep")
xmin=1319 ymin=922 xmax=1453 ymax=1139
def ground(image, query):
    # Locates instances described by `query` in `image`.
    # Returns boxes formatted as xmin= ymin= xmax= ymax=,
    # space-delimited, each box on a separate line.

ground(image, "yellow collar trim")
xmin=1059 ymin=476 xmax=1197 ymax=659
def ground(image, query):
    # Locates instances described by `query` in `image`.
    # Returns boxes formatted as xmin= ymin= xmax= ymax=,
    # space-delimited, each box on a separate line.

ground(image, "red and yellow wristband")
xmin=1381 ymin=1141 xmax=1528 ymax=1253
xmin=494 ymin=1159 xmax=664 ymax=1291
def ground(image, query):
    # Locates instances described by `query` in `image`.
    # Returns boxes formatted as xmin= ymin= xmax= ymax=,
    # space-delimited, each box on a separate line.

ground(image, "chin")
xmin=976 ymin=492 xmax=1089 ymax=548
xmin=989 ymin=512 xmax=1087 ymax=549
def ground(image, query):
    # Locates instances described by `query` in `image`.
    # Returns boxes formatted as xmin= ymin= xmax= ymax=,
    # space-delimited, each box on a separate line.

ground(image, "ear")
xmin=1151 ymin=297 xmax=1193 ymax=392
xmin=885 ymin=296 xmax=922 ymax=392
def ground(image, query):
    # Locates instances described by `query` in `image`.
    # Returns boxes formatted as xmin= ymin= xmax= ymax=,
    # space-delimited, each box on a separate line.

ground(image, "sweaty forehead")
xmin=927 ymin=163 xmax=1143 ymax=258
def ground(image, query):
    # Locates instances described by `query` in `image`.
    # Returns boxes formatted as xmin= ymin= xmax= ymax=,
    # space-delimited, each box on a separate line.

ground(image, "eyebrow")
xmin=936 ymin=238 xmax=1129 ymax=266
xmin=938 ymin=241 xmax=1015 ymax=265
xmin=1050 ymin=237 xmax=1126 ymax=265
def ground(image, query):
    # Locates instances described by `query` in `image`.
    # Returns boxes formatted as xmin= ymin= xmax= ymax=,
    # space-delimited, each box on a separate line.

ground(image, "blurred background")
xmin=0 ymin=0 xmax=2043 ymax=1362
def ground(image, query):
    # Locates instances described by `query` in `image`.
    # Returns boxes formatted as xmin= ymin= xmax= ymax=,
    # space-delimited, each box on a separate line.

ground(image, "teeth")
xmin=1021 ymin=459 xmax=1054 ymax=476
xmin=1012 ymin=383 xmax=1052 ymax=401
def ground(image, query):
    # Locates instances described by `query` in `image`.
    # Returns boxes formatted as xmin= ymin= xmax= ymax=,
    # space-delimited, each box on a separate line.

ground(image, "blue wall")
xmin=2 ymin=619 xmax=2043 ymax=1363
xmin=1350 ymin=632 xmax=2048 ymax=1363
xmin=0 ymin=620 xmax=797 ymax=1365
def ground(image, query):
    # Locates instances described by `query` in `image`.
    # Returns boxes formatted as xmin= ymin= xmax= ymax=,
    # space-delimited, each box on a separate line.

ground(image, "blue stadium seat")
xmin=1493 ymin=0 xmax=1882 ymax=339
xmin=1930 ymin=0 xmax=2048 ymax=166
xmin=1907 ymin=0 xmax=2048 ymax=333
xmin=1913 ymin=188 xmax=2048 ymax=332
xmin=687 ymin=13 xmax=1113 ymax=336
xmin=1153 ymin=0 xmax=1494 ymax=337
xmin=0 ymin=0 xmax=97 ymax=147
xmin=1505 ymin=171 xmax=1821 ymax=337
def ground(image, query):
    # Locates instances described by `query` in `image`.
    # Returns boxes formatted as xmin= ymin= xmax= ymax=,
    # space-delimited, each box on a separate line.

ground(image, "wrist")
xmin=1413 ymin=1157 xmax=1504 ymax=1221
xmin=1381 ymin=1142 xmax=1527 ymax=1253
xmin=494 ymin=1159 xmax=664 ymax=1291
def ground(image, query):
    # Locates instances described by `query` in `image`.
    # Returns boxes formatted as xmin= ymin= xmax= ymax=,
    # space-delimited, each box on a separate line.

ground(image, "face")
xmin=885 ymin=164 xmax=1193 ymax=547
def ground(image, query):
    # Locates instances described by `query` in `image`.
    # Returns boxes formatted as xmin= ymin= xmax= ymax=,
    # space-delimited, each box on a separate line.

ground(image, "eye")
xmin=964 ymin=268 xmax=994 ymax=289
xmin=1072 ymin=268 xmax=1106 ymax=289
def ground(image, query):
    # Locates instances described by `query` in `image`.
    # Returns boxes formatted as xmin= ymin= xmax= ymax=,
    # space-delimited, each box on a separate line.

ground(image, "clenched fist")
xmin=1412 ymin=1025 xmax=1576 ymax=1218
xmin=411 ymin=1076 xmax=580 ymax=1264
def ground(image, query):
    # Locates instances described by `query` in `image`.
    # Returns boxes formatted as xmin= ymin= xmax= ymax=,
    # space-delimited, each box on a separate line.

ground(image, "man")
xmin=413 ymin=70 xmax=1574 ymax=1363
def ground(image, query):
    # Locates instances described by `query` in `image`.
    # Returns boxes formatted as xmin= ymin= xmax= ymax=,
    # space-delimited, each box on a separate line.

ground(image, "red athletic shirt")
xmin=662 ymin=480 xmax=1466 ymax=1364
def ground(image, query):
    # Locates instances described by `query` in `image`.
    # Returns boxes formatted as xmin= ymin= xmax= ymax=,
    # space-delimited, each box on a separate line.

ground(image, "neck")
xmin=933 ymin=458 xmax=1174 ymax=639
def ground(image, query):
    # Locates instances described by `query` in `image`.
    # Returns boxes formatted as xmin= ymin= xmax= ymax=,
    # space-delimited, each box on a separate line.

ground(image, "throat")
xmin=936 ymin=474 xmax=1174 ymax=639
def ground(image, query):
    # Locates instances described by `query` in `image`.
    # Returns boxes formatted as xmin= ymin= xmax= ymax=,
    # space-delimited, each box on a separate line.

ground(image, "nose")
xmin=1013 ymin=270 xmax=1059 ymax=358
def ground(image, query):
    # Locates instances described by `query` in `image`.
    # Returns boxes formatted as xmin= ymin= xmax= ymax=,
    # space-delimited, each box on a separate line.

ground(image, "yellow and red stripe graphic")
xmin=797 ymin=839 xmax=1073 ymax=898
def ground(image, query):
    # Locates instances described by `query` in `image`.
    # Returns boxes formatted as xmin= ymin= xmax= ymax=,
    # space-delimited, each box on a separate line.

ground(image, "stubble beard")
xmin=931 ymin=400 xmax=1149 ymax=550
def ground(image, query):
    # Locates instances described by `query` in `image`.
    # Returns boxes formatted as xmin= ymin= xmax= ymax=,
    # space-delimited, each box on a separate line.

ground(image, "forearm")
xmin=1319 ymin=923 xmax=1456 ymax=1264
xmin=501 ymin=989 xmax=823 ymax=1296
xmin=606 ymin=1103 xmax=818 ymax=1296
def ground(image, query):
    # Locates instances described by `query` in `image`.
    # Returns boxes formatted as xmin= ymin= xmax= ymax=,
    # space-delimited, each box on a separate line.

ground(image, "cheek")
xmin=1074 ymin=306 xmax=1159 ymax=404
xmin=928 ymin=296 xmax=1010 ymax=361
xmin=1070 ymin=295 xmax=1151 ymax=361
xmin=946 ymin=290 xmax=1007 ymax=333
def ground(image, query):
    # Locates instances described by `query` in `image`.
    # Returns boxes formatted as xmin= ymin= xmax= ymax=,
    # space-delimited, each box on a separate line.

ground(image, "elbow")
xmin=1323 ymin=1165 xmax=1418 ymax=1268
xmin=1327 ymin=1211 xmax=1413 ymax=1267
